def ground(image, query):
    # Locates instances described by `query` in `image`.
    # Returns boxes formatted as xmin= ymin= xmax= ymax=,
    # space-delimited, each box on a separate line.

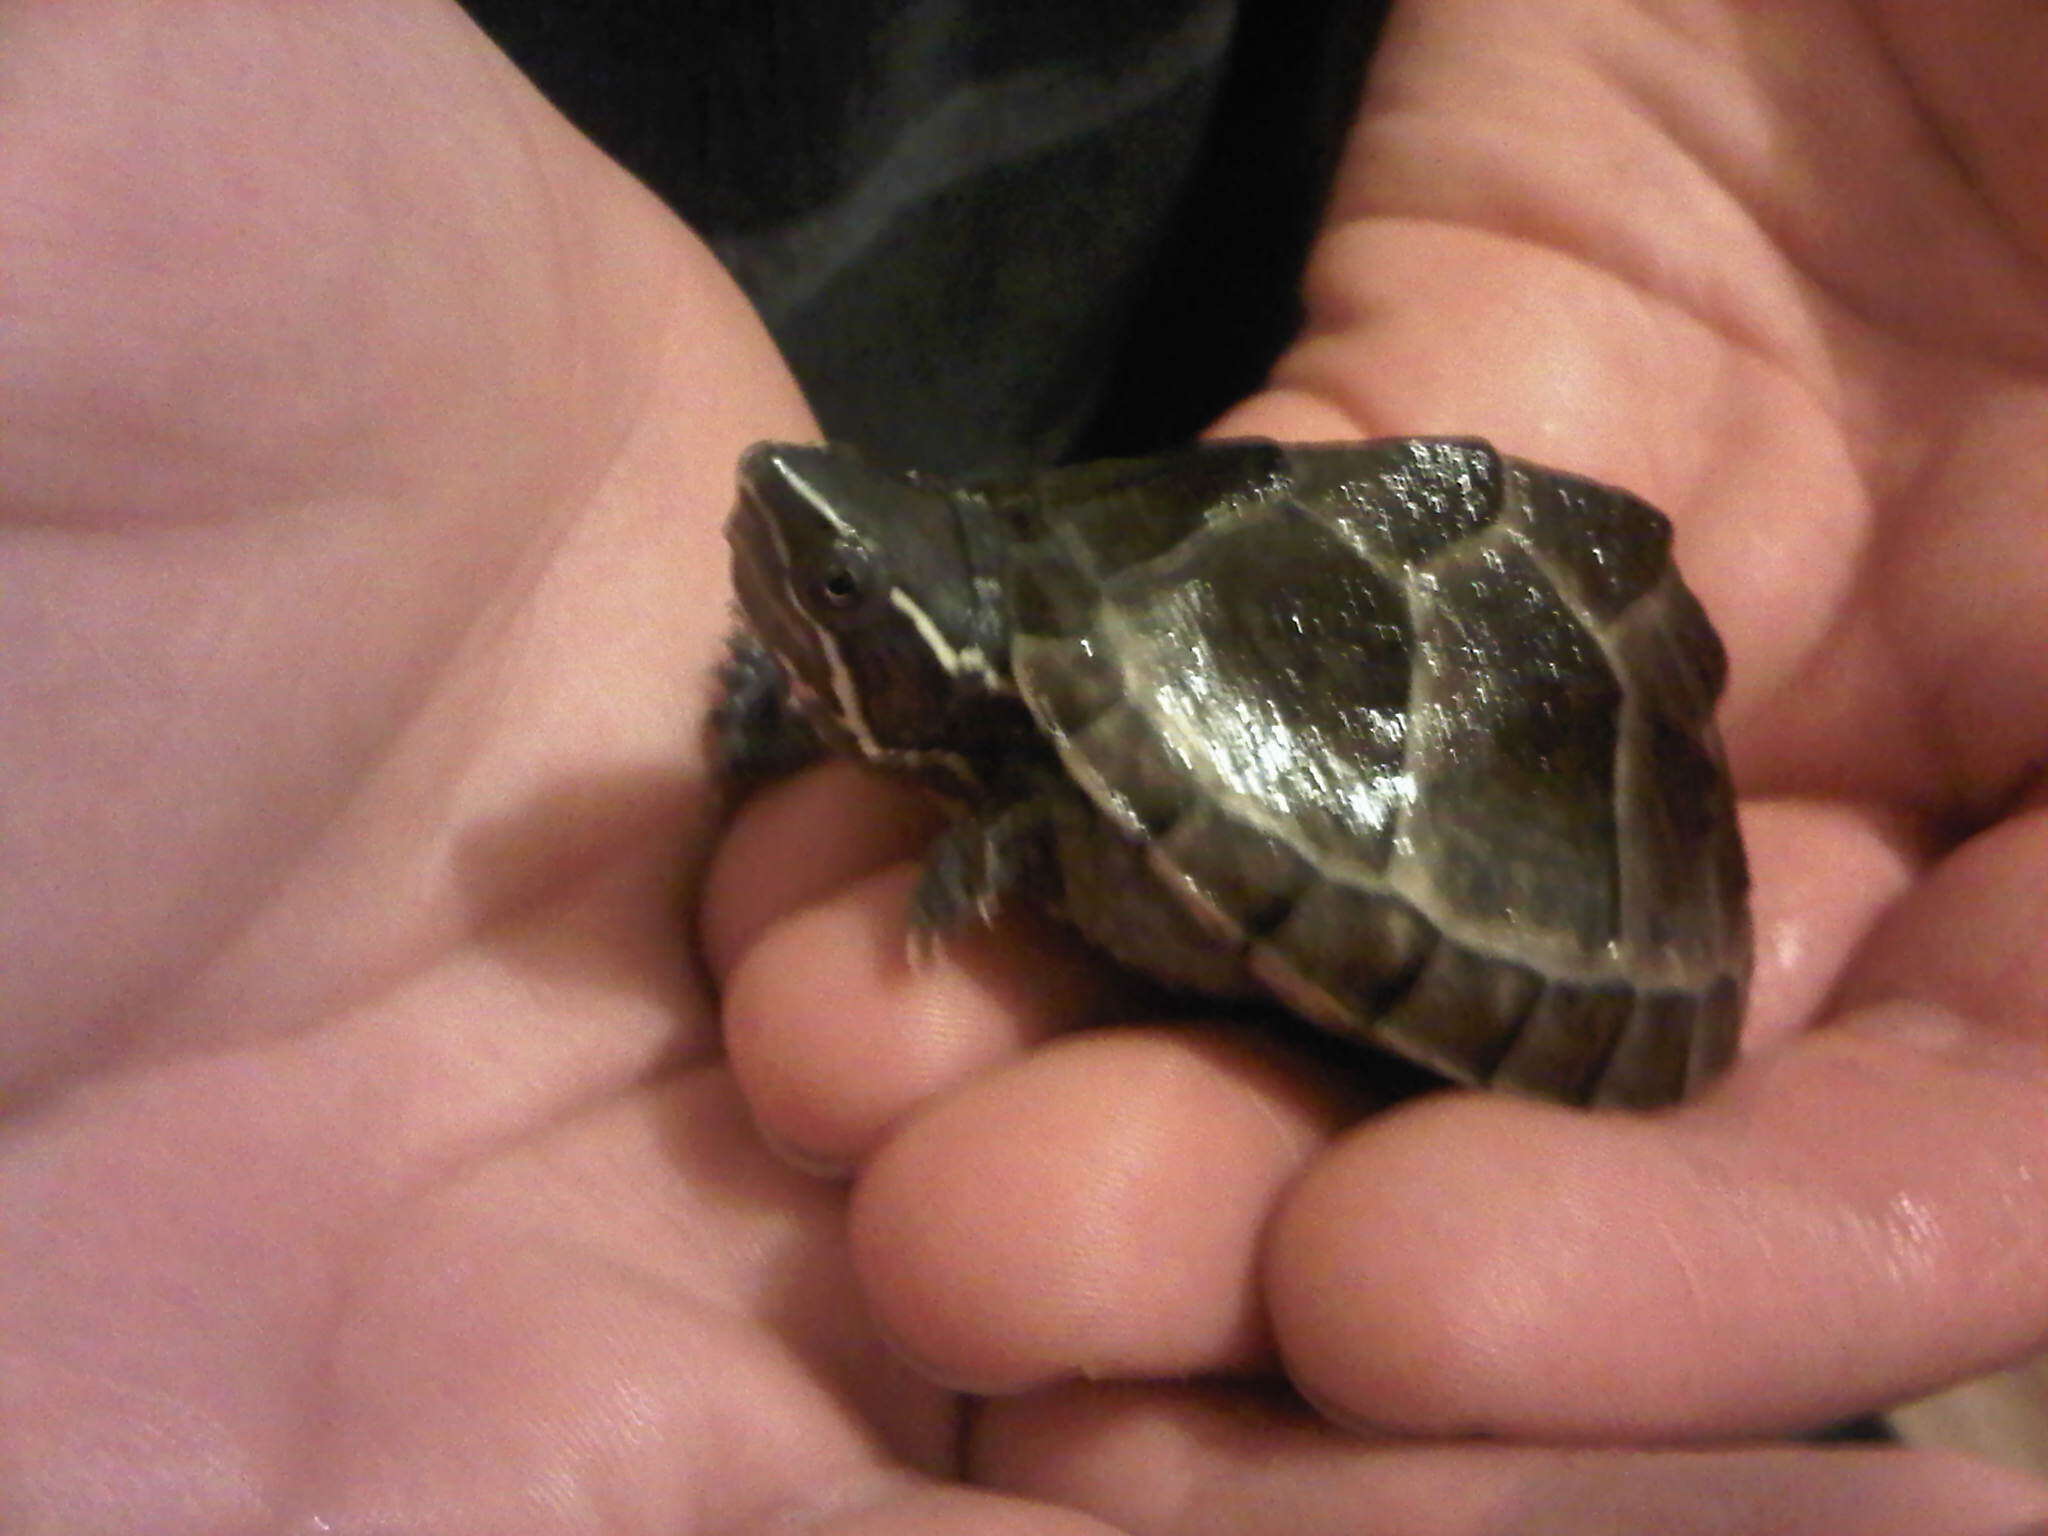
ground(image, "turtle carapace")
xmin=719 ymin=437 xmax=1750 ymax=1110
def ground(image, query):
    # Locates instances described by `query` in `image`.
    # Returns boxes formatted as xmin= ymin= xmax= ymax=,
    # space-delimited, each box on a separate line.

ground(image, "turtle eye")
xmin=815 ymin=564 xmax=864 ymax=609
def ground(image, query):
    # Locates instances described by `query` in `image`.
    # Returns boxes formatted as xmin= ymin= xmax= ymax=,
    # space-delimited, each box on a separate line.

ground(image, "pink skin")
xmin=2 ymin=3 xmax=2044 ymax=1534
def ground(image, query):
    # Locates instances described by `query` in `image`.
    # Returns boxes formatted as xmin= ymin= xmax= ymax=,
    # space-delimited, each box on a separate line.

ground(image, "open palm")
xmin=3 ymin=5 xmax=2043 ymax=1535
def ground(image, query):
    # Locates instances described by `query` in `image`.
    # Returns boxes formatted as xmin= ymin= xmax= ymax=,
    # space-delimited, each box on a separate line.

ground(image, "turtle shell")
xmin=1002 ymin=437 xmax=1749 ymax=1108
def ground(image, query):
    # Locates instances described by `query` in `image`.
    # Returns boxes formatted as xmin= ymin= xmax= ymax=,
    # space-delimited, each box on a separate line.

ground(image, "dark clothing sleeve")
xmin=461 ymin=1 xmax=1384 ymax=472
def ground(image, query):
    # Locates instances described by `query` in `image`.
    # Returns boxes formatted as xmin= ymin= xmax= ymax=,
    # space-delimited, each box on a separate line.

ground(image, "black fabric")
xmin=460 ymin=1 xmax=1385 ymax=473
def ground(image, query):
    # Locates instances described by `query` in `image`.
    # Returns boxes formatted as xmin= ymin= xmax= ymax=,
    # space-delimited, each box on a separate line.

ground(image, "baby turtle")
xmin=719 ymin=437 xmax=1749 ymax=1109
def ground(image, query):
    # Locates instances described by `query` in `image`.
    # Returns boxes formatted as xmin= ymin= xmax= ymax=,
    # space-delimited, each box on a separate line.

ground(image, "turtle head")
xmin=727 ymin=442 xmax=1016 ymax=789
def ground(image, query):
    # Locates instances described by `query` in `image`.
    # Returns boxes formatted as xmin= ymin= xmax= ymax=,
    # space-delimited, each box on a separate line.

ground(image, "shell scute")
xmin=1153 ymin=799 xmax=1319 ymax=939
xmin=1404 ymin=537 xmax=1625 ymax=953
xmin=1688 ymin=976 xmax=1744 ymax=1086
xmin=1288 ymin=437 xmax=1505 ymax=565
xmin=1371 ymin=941 xmax=1546 ymax=1085
xmin=1592 ymin=990 xmax=1699 ymax=1107
xmin=1489 ymin=982 xmax=1637 ymax=1102
xmin=996 ymin=439 xmax=1284 ymax=557
xmin=1008 ymin=544 xmax=1101 ymax=639
xmin=1021 ymin=503 xmax=1416 ymax=864
xmin=1061 ymin=693 xmax=1195 ymax=839
xmin=1623 ymin=706 xmax=1747 ymax=963
xmin=1616 ymin=572 xmax=1729 ymax=725
xmin=1507 ymin=462 xmax=1674 ymax=621
xmin=1253 ymin=879 xmax=1436 ymax=1025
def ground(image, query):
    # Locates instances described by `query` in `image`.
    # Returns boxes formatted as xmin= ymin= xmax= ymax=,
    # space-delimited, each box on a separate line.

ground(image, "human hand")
xmin=710 ymin=0 xmax=2048 ymax=1524
xmin=1 ymin=6 xmax=986 ymax=1531
xmin=4 ymin=5 xmax=2042 ymax=1535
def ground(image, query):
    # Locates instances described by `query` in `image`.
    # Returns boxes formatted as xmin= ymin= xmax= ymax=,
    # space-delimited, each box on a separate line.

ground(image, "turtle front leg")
xmin=712 ymin=630 xmax=826 ymax=784
xmin=908 ymin=796 xmax=1062 ymax=938
xmin=909 ymin=782 xmax=1258 ymax=999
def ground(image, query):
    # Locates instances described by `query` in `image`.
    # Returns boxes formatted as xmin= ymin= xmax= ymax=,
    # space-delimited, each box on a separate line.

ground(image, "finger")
xmin=722 ymin=859 xmax=1126 ymax=1175
xmin=1265 ymin=1005 xmax=2048 ymax=1441
xmin=975 ymin=1382 xmax=2048 ymax=1536
xmin=1835 ymin=801 xmax=2048 ymax=1034
xmin=804 ymin=1480 xmax=1121 ymax=1536
xmin=700 ymin=762 xmax=942 ymax=981
xmin=849 ymin=1027 xmax=1359 ymax=1391
xmin=1740 ymin=795 xmax=1919 ymax=1048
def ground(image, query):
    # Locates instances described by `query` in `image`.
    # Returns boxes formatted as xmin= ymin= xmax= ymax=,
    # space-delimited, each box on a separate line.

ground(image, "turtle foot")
xmin=907 ymin=802 xmax=1056 ymax=944
xmin=712 ymin=629 xmax=824 ymax=784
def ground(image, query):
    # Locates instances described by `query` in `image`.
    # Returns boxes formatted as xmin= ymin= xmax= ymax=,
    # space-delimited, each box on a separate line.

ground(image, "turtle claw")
xmin=907 ymin=800 xmax=1059 ymax=951
xmin=908 ymin=819 xmax=1012 ymax=939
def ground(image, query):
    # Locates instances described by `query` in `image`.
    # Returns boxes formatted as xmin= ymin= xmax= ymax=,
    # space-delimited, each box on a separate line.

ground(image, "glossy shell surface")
xmin=1000 ymin=438 xmax=1749 ymax=1107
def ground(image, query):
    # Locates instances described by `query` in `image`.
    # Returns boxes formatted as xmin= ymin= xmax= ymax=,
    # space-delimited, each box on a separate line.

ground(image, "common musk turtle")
xmin=719 ymin=437 xmax=1749 ymax=1109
